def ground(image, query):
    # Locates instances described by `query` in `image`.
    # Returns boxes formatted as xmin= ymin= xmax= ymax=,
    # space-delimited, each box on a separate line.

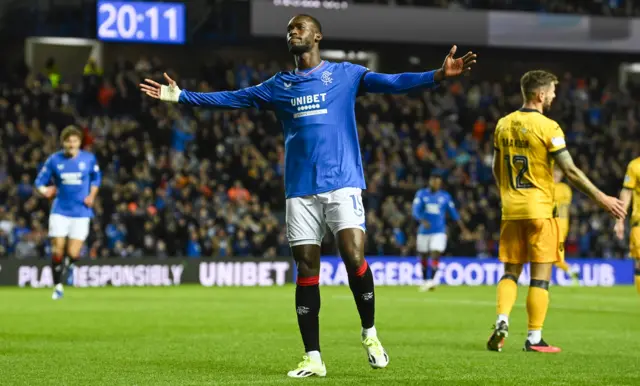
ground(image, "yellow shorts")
xmin=630 ymin=227 xmax=640 ymax=259
xmin=499 ymin=218 xmax=562 ymax=264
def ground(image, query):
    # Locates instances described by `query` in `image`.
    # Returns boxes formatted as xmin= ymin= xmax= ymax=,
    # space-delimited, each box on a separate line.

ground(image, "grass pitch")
xmin=1 ymin=285 xmax=639 ymax=385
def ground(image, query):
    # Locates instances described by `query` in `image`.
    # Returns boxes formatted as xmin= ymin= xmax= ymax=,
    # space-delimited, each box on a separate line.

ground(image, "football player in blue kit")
xmin=413 ymin=172 xmax=469 ymax=291
xmin=35 ymin=126 xmax=101 ymax=300
xmin=140 ymin=14 xmax=476 ymax=377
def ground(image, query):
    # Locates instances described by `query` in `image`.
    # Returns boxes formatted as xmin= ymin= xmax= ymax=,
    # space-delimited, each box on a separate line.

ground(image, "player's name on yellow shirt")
xmin=499 ymin=138 xmax=529 ymax=149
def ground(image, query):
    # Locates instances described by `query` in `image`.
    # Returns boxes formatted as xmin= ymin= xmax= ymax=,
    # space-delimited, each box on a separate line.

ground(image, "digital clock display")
xmin=97 ymin=1 xmax=185 ymax=44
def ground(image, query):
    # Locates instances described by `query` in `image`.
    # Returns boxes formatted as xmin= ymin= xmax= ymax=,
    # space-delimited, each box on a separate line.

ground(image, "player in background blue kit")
xmin=34 ymin=126 xmax=101 ymax=300
xmin=141 ymin=14 xmax=476 ymax=378
xmin=412 ymin=173 xmax=469 ymax=292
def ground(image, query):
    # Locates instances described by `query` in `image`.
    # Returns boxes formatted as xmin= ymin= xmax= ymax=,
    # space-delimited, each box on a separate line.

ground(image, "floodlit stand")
xmin=25 ymin=37 xmax=103 ymax=84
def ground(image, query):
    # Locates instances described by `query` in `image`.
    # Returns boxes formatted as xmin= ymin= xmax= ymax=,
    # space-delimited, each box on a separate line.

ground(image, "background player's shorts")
xmin=499 ymin=218 xmax=561 ymax=264
xmin=629 ymin=226 xmax=640 ymax=259
xmin=416 ymin=233 xmax=447 ymax=253
xmin=48 ymin=214 xmax=90 ymax=241
xmin=286 ymin=187 xmax=365 ymax=246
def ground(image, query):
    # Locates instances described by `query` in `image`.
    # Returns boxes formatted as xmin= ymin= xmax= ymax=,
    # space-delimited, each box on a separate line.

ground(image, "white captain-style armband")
xmin=160 ymin=84 xmax=182 ymax=103
xmin=37 ymin=186 xmax=49 ymax=195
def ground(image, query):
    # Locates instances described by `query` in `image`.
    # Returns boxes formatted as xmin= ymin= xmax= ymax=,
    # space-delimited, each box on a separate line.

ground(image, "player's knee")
xmin=500 ymin=273 xmax=519 ymax=283
xmin=66 ymin=243 xmax=82 ymax=258
xmin=530 ymin=263 xmax=553 ymax=281
xmin=530 ymin=279 xmax=550 ymax=290
xmin=292 ymin=245 xmax=321 ymax=277
xmin=51 ymin=245 xmax=65 ymax=257
xmin=336 ymin=229 xmax=365 ymax=271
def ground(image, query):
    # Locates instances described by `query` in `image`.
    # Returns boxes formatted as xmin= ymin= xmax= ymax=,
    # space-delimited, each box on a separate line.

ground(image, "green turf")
xmin=1 ymin=285 xmax=639 ymax=385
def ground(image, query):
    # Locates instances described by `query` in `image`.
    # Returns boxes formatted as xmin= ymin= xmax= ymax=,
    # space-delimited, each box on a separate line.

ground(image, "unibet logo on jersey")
xmin=290 ymin=93 xmax=328 ymax=118
xmin=60 ymin=172 xmax=83 ymax=185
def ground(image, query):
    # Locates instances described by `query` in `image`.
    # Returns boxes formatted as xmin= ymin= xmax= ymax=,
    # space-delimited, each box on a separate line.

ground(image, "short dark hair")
xmin=296 ymin=14 xmax=322 ymax=33
xmin=60 ymin=125 xmax=83 ymax=142
xmin=520 ymin=70 xmax=558 ymax=101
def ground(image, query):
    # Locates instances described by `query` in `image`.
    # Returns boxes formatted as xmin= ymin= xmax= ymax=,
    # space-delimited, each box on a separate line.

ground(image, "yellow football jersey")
xmin=623 ymin=157 xmax=640 ymax=226
xmin=493 ymin=108 xmax=567 ymax=220
xmin=554 ymin=181 xmax=572 ymax=239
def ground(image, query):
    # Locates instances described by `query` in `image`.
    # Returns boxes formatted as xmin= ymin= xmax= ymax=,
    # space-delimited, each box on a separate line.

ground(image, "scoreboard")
xmin=97 ymin=1 xmax=186 ymax=44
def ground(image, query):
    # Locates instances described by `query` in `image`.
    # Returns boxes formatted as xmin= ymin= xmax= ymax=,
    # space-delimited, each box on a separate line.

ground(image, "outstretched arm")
xmin=140 ymin=72 xmax=272 ymax=109
xmin=361 ymin=45 xmax=476 ymax=94
xmin=362 ymin=71 xmax=439 ymax=94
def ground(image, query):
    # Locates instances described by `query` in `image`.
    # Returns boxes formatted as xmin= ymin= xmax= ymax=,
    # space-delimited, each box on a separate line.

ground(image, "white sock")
xmin=55 ymin=283 xmax=64 ymax=292
xmin=362 ymin=326 xmax=377 ymax=339
xmin=496 ymin=314 xmax=509 ymax=326
xmin=527 ymin=330 xmax=542 ymax=344
xmin=306 ymin=350 xmax=322 ymax=363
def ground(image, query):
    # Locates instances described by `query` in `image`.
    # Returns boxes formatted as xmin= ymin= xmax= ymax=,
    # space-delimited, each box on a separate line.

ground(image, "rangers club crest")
xmin=321 ymin=71 xmax=333 ymax=86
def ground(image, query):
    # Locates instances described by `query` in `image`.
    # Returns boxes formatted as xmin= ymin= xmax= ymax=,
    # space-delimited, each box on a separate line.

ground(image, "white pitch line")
xmin=331 ymin=295 xmax=639 ymax=314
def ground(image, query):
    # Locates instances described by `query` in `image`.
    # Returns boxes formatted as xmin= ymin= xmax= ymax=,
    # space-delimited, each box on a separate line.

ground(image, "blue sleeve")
xmin=34 ymin=156 xmax=54 ymax=187
xmin=362 ymin=70 xmax=438 ymax=94
xmin=412 ymin=192 xmax=425 ymax=221
xmin=342 ymin=62 xmax=370 ymax=96
xmin=178 ymin=77 xmax=274 ymax=109
xmin=90 ymin=156 xmax=102 ymax=188
xmin=446 ymin=195 xmax=460 ymax=221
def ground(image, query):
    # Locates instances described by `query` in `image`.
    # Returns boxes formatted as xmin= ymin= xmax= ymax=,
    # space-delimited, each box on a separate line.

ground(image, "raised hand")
xmin=139 ymin=72 xmax=181 ymax=102
xmin=441 ymin=45 xmax=477 ymax=78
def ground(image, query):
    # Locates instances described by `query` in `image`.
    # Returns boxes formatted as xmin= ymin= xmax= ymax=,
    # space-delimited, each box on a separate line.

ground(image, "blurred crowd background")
xmin=0 ymin=0 xmax=638 ymax=260
xmin=353 ymin=0 xmax=635 ymax=16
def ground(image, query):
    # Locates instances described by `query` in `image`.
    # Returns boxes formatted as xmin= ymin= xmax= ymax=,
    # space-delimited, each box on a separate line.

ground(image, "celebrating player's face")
xmin=63 ymin=135 xmax=81 ymax=156
xmin=286 ymin=17 xmax=317 ymax=54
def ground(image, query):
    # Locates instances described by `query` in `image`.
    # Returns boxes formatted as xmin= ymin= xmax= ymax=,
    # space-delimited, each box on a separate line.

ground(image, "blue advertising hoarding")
xmin=307 ymin=257 xmax=634 ymax=287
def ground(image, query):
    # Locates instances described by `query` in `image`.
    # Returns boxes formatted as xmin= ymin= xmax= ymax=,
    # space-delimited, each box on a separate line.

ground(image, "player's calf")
xmin=525 ymin=276 xmax=560 ymax=352
xmin=488 ymin=271 xmax=519 ymax=351
xmin=51 ymin=253 xmax=65 ymax=300
xmin=65 ymin=256 xmax=79 ymax=286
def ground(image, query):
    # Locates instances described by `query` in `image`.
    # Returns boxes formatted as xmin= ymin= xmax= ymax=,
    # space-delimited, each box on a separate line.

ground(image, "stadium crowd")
xmin=354 ymin=0 xmax=635 ymax=16
xmin=0 ymin=53 xmax=635 ymax=260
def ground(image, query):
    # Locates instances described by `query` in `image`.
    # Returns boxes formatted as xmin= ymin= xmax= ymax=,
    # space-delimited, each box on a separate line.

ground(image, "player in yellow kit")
xmin=553 ymin=167 xmax=580 ymax=285
xmin=487 ymin=70 xmax=625 ymax=353
xmin=614 ymin=157 xmax=640 ymax=293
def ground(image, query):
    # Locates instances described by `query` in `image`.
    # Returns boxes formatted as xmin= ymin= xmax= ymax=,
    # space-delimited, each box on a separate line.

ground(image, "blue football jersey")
xmin=34 ymin=151 xmax=102 ymax=218
xmin=179 ymin=61 xmax=438 ymax=198
xmin=412 ymin=189 xmax=460 ymax=235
